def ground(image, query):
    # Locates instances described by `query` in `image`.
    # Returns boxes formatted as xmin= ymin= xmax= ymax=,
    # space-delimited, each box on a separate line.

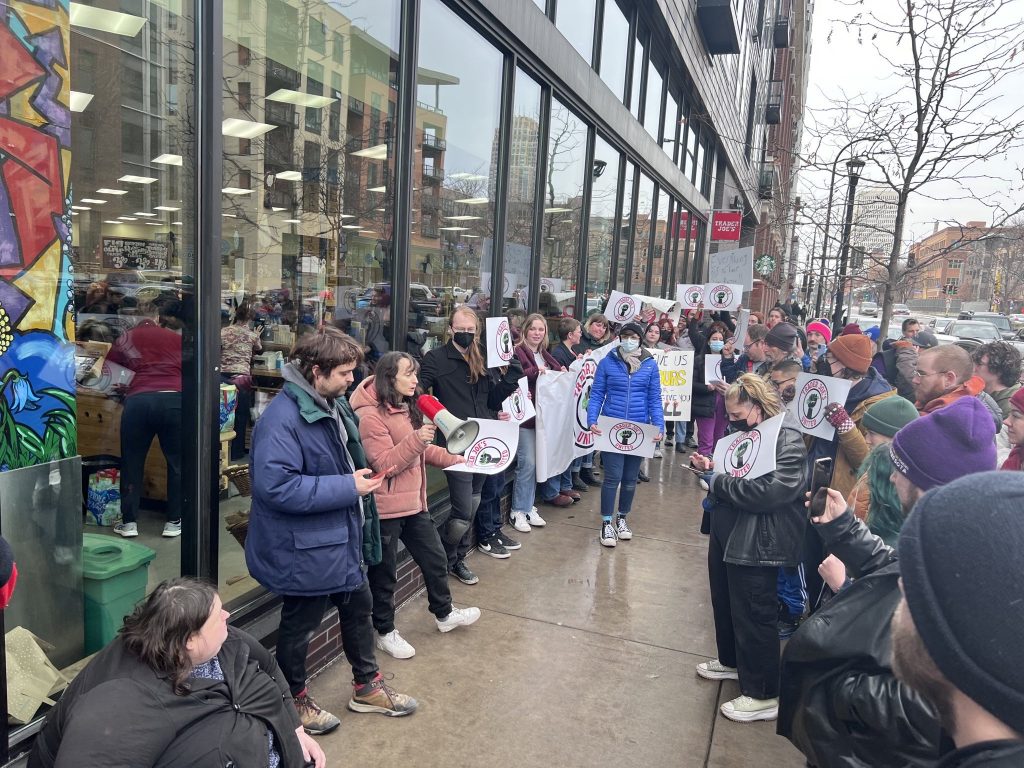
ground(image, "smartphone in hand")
xmin=808 ymin=458 xmax=833 ymax=519
xmin=369 ymin=466 xmax=396 ymax=481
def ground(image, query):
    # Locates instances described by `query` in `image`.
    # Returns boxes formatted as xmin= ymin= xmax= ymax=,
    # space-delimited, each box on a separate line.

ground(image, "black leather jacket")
xmin=778 ymin=509 xmax=944 ymax=767
xmin=707 ymin=417 xmax=809 ymax=567
xmin=937 ymin=741 xmax=1024 ymax=767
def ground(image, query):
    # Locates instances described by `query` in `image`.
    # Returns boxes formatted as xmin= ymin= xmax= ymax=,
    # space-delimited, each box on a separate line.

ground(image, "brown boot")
xmin=348 ymin=674 xmax=418 ymax=717
xmin=294 ymin=690 xmax=341 ymax=735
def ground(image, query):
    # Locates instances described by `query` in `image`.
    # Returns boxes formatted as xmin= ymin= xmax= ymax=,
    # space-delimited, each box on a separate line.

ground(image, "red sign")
xmin=672 ymin=211 xmax=700 ymax=240
xmin=711 ymin=211 xmax=742 ymax=241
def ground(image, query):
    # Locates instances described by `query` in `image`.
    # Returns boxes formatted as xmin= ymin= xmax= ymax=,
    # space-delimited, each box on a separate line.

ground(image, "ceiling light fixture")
xmin=222 ymin=187 xmax=253 ymax=195
xmin=222 ymin=118 xmax=276 ymax=139
xmin=119 ymin=175 xmax=158 ymax=184
xmin=274 ymin=170 xmax=303 ymax=181
xmin=79 ymin=198 xmax=107 ymax=204
xmin=456 ymin=197 xmax=489 ymax=205
xmin=266 ymin=88 xmax=337 ymax=108
xmin=351 ymin=143 xmax=389 ymax=160
xmin=154 ymin=206 xmax=180 ymax=211
xmin=69 ymin=2 xmax=146 ymax=36
xmin=153 ymin=153 xmax=183 ymax=166
xmin=69 ymin=91 xmax=93 ymax=112
xmin=97 ymin=188 xmax=128 ymax=195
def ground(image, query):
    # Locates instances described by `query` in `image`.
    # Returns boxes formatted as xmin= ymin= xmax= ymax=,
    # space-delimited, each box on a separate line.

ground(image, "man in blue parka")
xmin=247 ymin=327 xmax=417 ymax=736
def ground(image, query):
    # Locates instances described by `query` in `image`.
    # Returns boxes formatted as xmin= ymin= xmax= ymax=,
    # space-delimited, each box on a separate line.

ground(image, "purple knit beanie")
xmin=889 ymin=397 xmax=997 ymax=491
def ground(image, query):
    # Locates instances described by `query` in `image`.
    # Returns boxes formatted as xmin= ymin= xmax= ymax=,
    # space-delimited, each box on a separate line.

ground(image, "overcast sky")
xmin=798 ymin=0 xmax=1024 ymax=249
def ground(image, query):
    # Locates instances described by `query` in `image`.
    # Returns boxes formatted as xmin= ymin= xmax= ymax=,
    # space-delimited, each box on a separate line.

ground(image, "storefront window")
xmin=665 ymin=87 xmax=682 ymax=161
xmin=2 ymin=0 xmax=195 ymax=735
xmin=412 ymin=0 xmax=503 ymax=349
xmin=649 ymin=189 xmax=670 ymax=298
xmin=555 ymin=0 xmax=597 ymax=64
xmin=504 ymin=71 xmax=543 ymax=314
xmin=218 ymin=0 xmax=401 ymax=605
xmin=629 ymin=27 xmax=646 ymax=120
xmin=540 ymin=99 xmax=589 ymax=322
xmin=615 ymin=163 xmax=636 ymax=291
xmin=598 ymin=0 xmax=630 ymax=104
xmin=643 ymin=58 xmax=664 ymax=141
xmin=585 ymin=137 xmax=620 ymax=317
xmin=629 ymin=174 xmax=655 ymax=292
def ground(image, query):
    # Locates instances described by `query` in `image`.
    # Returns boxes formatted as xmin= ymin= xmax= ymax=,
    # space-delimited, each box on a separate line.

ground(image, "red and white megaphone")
xmin=417 ymin=395 xmax=480 ymax=455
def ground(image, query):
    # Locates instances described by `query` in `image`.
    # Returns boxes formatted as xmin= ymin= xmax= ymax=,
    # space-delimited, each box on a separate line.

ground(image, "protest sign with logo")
xmin=653 ymin=349 xmax=693 ymax=421
xmin=444 ymin=417 xmax=520 ymax=476
xmin=704 ymin=353 xmax=725 ymax=384
xmin=633 ymin=294 xmax=682 ymax=326
xmin=676 ymin=284 xmax=705 ymax=310
xmin=485 ymin=316 xmax=515 ymax=368
xmin=604 ymin=290 xmax=642 ymax=324
xmin=704 ymin=282 xmax=744 ymax=311
xmin=502 ymin=376 xmax=536 ymax=424
xmin=712 ymin=412 xmax=785 ymax=480
xmin=786 ymin=372 xmax=854 ymax=440
xmin=593 ymin=416 xmax=659 ymax=459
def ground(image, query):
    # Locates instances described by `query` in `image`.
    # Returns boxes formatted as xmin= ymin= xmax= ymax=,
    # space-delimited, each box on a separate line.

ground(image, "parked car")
xmin=945 ymin=320 xmax=1003 ymax=343
xmin=892 ymin=303 xmax=911 ymax=316
xmin=860 ymin=301 xmax=878 ymax=316
xmin=1010 ymin=313 xmax=1024 ymax=326
xmin=965 ymin=312 xmax=1015 ymax=340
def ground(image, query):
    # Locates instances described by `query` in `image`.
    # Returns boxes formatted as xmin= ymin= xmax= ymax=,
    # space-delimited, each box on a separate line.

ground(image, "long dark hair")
xmin=374 ymin=351 xmax=424 ymax=428
xmin=120 ymin=578 xmax=218 ymax=695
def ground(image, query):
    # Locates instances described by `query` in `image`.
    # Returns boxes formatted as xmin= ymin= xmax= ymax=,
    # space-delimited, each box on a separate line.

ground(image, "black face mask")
xmin=452 ymin=331 xmax=475 ymax=348
xmin=729 ymin=418 xmax=751 ymax=433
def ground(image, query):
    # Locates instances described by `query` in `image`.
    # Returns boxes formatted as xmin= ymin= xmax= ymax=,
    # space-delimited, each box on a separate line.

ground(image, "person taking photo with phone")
xmin=689 ymin=374 xmax=807 ymax=723
xmin=350 ymin=352 xmax=481 ymax=661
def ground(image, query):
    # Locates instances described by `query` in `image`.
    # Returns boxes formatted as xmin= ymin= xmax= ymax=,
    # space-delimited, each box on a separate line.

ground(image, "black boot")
xmin=637 ymin=470 xmax=651 ymax=482
xmin=579 ymin=467 xmax=601 ymax=486
xmin=571 ymin=472 xmax=588 ymax=491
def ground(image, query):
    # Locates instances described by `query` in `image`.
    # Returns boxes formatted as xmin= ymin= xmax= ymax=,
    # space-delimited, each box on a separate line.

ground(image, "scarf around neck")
xmin=618 ymin=345 xmax=642 ymax=374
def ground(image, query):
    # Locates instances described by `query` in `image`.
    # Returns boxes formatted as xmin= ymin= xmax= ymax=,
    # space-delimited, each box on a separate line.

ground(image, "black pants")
xmin=708 ymin=525 xmax=781 ymax=699
xmin=369 ymin=512 xmax=452 ymax=634
xmin=276 ymin=581 xmax=378 ymax=695
xmin=475 ymin=472 xmax=504 ymax=541
xmin=120 ymin=392 xmax=182 ymax=524
xmin=443 ymin=471 xmax=485 ymax=569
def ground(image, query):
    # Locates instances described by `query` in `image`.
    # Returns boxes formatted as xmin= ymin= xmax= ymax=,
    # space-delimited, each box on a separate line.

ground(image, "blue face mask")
xmin=619 ymin=339 xmax=640 ymax=353
xmin=709 ymin=340 xmax=725 ymax=353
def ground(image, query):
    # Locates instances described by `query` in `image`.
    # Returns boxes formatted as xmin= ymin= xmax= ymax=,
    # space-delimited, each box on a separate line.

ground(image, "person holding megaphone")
xmin=419 ymin=307 xmax=522 ymax=585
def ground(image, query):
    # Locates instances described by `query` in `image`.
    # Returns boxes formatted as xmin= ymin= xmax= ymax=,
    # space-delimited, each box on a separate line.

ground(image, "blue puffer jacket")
xmin=587 ymin=349 xmax=665 ymax=431
xmin=246 ymin=364 xmax=365 ymax=597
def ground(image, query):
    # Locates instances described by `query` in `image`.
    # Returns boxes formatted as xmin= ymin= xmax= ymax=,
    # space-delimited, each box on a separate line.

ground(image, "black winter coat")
xmin=572 ymin=330 xmax=607 ymax=355
xmin=777 ymin=510 xmax=943 ymax=768
xmin=936 ymin=742 xmax=1024 ymax=767
xmin=30 ymin=627 xmax=304 ymax=768
xmin=706 ymin=417 xmax=809 ymax=567
xmin=419 ymin=341 xmax=522 ymax=423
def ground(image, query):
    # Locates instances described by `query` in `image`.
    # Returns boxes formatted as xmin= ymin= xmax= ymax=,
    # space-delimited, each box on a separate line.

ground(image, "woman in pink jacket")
xmin=350 ymin=352 xmax=481 ymax=660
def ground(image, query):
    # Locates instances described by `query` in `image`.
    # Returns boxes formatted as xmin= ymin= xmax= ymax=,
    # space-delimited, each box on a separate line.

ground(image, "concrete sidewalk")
xmin=310 ymin=454 xmax=805 ymax=767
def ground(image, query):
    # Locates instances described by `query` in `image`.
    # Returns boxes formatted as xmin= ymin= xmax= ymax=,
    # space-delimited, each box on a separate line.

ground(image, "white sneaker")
xmin=696 ymin=659 xmax=739 ymax=680
xmin=436 ymin=606 xmax=481 ymax=633
xmin=162 ymin=520 xmax=182 ymax=538
xmin=615 ymin=517 xmax=633 ymax=540
xmin=699 ymin=478 xmax=710 ymax=491
xmin=375 ymin=629 xmax=415 ymax=659
xmin=600 ymin=521 xmax=617 ymax=547
xmin=526 ymin=507 xmax=547 ymax=527
xmin=654 ymin=447 xmax=663 ymax=458
xmin=510 ymin=511 xmax=532 ymax=533
xmin=113 ymin=522 xmax=138 ymax=538
xmin=720 ymin=695 xmax=779 ymax=722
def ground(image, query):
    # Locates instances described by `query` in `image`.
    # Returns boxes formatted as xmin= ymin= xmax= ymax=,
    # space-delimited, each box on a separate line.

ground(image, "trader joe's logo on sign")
xmin=574 ymin=358 xmax=598 ymax=448
xmin=611 ymin=422 xmax=645 ymax=453
xmin=798 ymin=378 xmax=829 ymax=431
xmin=465 ymin=438 xmax=512 ymax=470
xmin=508 ymin=389 xmax=527 ymax=421
xmin=611 ymin=294 xmax=638 ymax=322
xmin=494 ymin=319 xmax=513 ymax=362
xmin=724 ymin=430 xmax=761 ymax=478
xmin=708 ymin=284 xmax=734 ymax=310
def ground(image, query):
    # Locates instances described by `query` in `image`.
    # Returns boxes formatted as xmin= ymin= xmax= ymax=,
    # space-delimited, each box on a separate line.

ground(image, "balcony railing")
xmin=421 ymin=133 xmax=446 ymax=152
xmin=773 ymin=13 xmax=792 ymax=48
xmin=348 ymin=96 xmax=364 ymax=116
xmin=696 ymin=0 xmax=740 ymax=55
xmin=420 ymin=223 xmax=440 ymax=238
xmin=421 ymin=164 xmax=444 ymax=183
xmin=416 ymin=99 xmax=445 ymax=115
xmin=765 ymin=80 xmax=784 ymax=125
xmin=759 ymin=166 xmax=779 ymax=200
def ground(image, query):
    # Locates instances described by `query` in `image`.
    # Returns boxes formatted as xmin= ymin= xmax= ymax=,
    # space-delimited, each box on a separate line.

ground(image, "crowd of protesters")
xmin=28 ymin=293 xmax=1024 ymax=767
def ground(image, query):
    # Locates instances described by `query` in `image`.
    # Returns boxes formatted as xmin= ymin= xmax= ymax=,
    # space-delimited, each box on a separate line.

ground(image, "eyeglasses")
xmin=913 ymin=369 xmax=948 ymax=379
xmin=769 ymin=377 xmax=797 ymax=389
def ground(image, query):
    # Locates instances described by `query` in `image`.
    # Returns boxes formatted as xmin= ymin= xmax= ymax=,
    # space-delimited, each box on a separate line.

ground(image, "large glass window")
xmin=643 ymin=58 xmax=664 ymax=141
xmin=649 ymin=190 xmax=670 ymax=298
xmin=615 ymin=163 xmax=636 ymax=290
xmin=598 ymin=0 xmax=630 ymax=103
xmin=4 ymin=0 xmax=196 ymax=732
xmin=412 ymin=0 xmax=503 ymax=347
xmin=555 ymin=0 xmax=597 ymax=63
xmin=585 ymin=137 xmax=621 ymax=317
xmin=503 ymin=71 xmax=543 ymax=314
xmin=665 ymin=87 xmax=682 ymax=161
xmin=629 ymin=174 xmax=655 ymax=292
xmin=218 ymin=0 xmax=401 ymax=604
xmin=629 ymin=28 xmax=646 ymax=120
xmin=540 ymin=99 xmax=589 ymax=321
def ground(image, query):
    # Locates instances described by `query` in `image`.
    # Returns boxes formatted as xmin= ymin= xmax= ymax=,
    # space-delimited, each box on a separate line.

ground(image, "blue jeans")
xmin=475 ymin=472 xmax=504 ymax=541
xmin=512 ymin=428 xmax=537 ymax=515
xmin=599 ymin=452 xmax=642 ymax=521
xmin=541 ymin=468 xmax=572 ymax=500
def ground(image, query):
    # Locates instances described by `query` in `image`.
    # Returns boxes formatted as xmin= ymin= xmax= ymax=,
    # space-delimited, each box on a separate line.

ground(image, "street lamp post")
xmin=831 ymin=157 xmax=866 ymax=328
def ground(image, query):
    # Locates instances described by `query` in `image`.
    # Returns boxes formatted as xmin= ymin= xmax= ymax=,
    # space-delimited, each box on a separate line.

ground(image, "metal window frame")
xmin=574 ymin=125 xmax=597 ymax=318
xmin=489 ymin=54 xmax=517 ymax=318
xmin=393 ymin=0 xmax=421 ymax=345
xmin=607 ymin=149 xmax=627 ymax=290
xmin=622 ymin=167 xmax=641 ymax=292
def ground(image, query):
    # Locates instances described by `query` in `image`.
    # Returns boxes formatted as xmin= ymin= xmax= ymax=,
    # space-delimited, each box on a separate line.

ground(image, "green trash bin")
xmin=82 ymin=533 xmax=156 ymax=654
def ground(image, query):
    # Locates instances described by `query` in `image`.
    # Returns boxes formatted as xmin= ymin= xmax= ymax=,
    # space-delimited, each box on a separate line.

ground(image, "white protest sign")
xmin=787 ymin=372 xmax=854 ymax=440
xmin=731 ymin=307 xmax=751 ymax=347
xmin=539 ymin=277 xmax=564 ymax=294
xmin=481 ymin=271 xmax=518 ymax=299
xmin=605 ymin=290 xmax=642 ymax=324
xmin=653 ymin=349 xmax=693 ymax=421
xmin=704 ymin=283 xmax=744 ymax=311
xmin=593 ymin=415 xmax=659 ymax=459
xmin=677 ymin=284 xmax=705 ymax=310
xmin=709 ymin=246 xmax=754 ymax=292
xmin=713 ymin=412 xmax=785 ymax=480
xmin=485 ymin=316 xmax=515 ymax=368
xmin=444 ymin=417 xmax=520 ymax=475
xmin=704 ymin=353 xmax=725 ymax=384
xmin=502 ymin=376 xmax=536 ymax=424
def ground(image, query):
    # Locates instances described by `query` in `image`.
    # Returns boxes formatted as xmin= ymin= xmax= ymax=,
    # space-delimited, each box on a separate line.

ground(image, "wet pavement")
xmin=310 ymin=451 xmax=805 ymax=767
